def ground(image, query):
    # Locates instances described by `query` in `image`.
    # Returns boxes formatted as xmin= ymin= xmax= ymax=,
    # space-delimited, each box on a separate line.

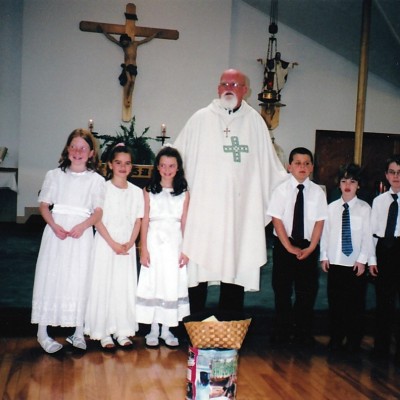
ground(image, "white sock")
xmin=74 ymin=326 xmax=84 ymax=338
xmin=150 ymin=322 xmax=159 ymax=336
xmin=161 ymin=325 xmax=171 ymax=337
xmin=37 ymin=325 xmax=48 ymax=341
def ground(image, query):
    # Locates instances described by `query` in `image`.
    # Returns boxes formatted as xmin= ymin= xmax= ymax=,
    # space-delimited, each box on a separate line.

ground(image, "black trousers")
xmin=189 ymin=282 xmax=245 ymax=314
xmin=374 ymin=237 xmax=400 ymax=354
xmin=272 ymin=237 xmax=319 ymax=338
xmin=327 ymin=264 xmax=367 ymax=348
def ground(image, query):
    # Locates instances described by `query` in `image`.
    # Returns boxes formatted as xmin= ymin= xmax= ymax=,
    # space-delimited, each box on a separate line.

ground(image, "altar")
xmin=0 ymin=168 xmax=18 ymax=192
xmin=0 ymin=168 xmax=18 ymax=222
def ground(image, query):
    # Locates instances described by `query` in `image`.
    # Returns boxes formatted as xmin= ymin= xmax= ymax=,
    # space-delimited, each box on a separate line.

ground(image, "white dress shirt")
xmin=320 ymin=196 xmax=376 ymax=267
xmin=267 ymin=175 xmax=328 ymax=241
xmin=371 ymin=189 xmax=400 ymax=238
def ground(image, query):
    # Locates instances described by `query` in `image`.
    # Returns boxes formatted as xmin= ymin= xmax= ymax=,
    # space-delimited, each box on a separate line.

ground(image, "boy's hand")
xmin=297 ymin=246 xmax=313 ymax=260
xmin=353 ymin=262 xmax=365 ymax=276
xmin=321 ymin=260 xmax=329 ymax=272
xmin=369 ymin=264 xmax=378 ymax=277
xmin=287 ymin=244 xmax=302 ymax=257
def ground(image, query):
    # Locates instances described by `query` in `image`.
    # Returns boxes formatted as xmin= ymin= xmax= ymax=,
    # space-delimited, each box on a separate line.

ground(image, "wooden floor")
xmin=1 ymin=334 xmax=399 ymax=400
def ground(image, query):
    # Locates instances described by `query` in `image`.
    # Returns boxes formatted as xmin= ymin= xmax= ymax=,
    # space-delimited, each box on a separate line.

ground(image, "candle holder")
xmin=156 ymin=135 xmax=171 ymax=146
xmin=157 ymin=124 xmax=170 ymax=145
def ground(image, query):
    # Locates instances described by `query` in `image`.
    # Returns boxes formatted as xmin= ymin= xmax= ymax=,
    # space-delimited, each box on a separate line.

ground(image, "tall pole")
xmin=354 ymin=0 xmax=372 ymax=165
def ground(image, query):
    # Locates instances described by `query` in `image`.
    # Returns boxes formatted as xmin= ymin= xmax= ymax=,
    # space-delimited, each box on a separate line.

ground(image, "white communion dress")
xmin=31 ymin=168 xmax=105 ymax=327
xmin=136 ymin=188 xmax=190 ymax=327
xmin=84 ymin=180 xmax=144 ymax=340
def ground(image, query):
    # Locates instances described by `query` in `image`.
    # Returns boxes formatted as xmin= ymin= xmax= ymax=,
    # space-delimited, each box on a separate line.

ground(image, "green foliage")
xmin=93 ymin=117 xmax=157 ymax=164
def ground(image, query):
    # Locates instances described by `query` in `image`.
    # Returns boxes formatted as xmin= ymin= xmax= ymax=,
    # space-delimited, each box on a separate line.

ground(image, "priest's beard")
xmin=220 ymin=92 xmax=238 ymax=111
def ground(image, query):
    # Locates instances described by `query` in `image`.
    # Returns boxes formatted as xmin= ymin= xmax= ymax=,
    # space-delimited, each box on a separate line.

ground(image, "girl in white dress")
xmin=31 ymin=129 xmax=105 ymax=354
xmin=137 ymin=146 xmax=190 ymax=347
xmin=85 ymin=144 xmax=144 ymax=349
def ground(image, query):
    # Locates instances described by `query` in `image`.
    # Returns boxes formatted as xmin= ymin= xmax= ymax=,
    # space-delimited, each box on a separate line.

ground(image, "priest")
xmin=174 ymin=69 xmax=288 ymax=313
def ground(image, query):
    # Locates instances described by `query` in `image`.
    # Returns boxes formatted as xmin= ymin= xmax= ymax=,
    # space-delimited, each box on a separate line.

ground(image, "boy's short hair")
xmin=289 ymin=147 xmax=314 ymax=164
xmin=385 ymin=154 xmax=400 ymax=172
xmin=338 ymin=163 xmax=362 ymax=183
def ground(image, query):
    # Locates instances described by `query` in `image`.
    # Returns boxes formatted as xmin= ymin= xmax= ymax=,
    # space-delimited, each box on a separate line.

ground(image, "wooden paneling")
xmin=314 ymin=130 xmax=400 ymax=202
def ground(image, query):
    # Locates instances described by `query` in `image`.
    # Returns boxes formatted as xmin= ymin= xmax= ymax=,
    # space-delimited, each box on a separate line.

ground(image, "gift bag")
xmin=186 ymin=346 xmax=238 ymax=400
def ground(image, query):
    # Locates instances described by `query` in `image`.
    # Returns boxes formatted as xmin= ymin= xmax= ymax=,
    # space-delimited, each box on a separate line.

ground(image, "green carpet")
xmin=0 ymin=221 xmax=377 ymax=337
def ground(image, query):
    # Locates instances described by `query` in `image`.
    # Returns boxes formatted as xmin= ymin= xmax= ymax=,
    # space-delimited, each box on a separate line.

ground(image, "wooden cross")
xmin=223 ymin=127 xmax=231 ymax=137
xmin=80 ymin=3 xmax=179 ymax=121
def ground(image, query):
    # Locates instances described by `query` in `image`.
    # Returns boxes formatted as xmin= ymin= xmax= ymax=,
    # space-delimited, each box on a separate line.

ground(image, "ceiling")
xmin=243 ymin=0 xmax=400 ymax=89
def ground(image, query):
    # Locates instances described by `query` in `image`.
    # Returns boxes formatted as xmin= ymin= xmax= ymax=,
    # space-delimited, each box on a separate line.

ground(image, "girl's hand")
xmin=52 ymin=224 xmax=69 ymax=240
xmin=179 ymin=253 xmax=189 ymax=268
xmin=123 ymin=241 xmax=134 ymax=252
xmin=111 ymin=242 xmax=129 ymax=255
xmin=140 ymin=249 xmax=150 ymax=267
xmin=353 ymin=262 xmax=365 ymax=276
xmin=68 ymin=223 xmax=86 ymax=239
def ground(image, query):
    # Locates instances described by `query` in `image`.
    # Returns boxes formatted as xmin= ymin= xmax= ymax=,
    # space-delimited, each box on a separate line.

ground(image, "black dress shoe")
xmin=292 ymin=334 xmax=316 ymax=346
xmin=345 ymin=342 xmax=361 ymax=354
xmin=370 ymin=348 xmax=390 ymax=360
xmin=270 ymin=333 xmax=291 ymax=345
xmin=328 ymin=339 xmax=344 ymax=352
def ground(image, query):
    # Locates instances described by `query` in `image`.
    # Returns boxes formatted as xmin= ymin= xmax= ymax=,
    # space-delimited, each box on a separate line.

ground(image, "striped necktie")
xmin=342 ymin=203 xmax=353 ymax=256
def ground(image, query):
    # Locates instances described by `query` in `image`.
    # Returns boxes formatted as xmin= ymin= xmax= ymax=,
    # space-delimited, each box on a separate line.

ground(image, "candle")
xmin=88 ymin=119 xmax=94 ymax=131
xmin=161 ymin=124 xmax=166 ymax=137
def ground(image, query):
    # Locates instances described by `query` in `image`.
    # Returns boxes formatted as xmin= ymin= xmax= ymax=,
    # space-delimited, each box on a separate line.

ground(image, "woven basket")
xmin=184 ymin=318 xmax=251 ymax=349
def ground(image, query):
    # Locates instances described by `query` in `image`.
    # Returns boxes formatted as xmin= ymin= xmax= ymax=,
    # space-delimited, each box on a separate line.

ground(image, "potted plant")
xmin=93 ymin=116 xmax=157 ymax=165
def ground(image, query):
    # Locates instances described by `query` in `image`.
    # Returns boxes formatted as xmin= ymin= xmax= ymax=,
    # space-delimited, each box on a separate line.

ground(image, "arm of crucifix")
xmin=98 ymin=24 xmax=121 ymax=46
xmin=137 ymin=31 xmax=162 ymax=46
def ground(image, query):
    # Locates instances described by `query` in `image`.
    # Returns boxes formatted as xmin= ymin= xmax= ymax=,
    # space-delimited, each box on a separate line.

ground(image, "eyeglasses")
xmin=387 ymin=169 xmax=400 ymax=176
xmin=69 ymin=145 xmax=90 ymax=153
xmin=219 ymin=82 xmax=245 ymax=89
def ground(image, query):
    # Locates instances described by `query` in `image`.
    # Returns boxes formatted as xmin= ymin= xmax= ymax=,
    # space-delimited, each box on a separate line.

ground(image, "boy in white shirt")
xmin=267 ymin=147 xmax=328 ymax=345
xmin=370 ymin=155 xmax=400 ymax=361
xmin=320 ymin=163 xmax=376 ymax=353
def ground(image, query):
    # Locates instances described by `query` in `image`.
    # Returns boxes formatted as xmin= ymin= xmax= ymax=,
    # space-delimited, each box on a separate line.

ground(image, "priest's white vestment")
xmin=175 ymin=99 xmax=288 ymax=291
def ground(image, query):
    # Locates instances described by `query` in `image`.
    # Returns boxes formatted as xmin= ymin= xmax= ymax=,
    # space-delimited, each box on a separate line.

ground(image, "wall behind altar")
xmin=1 ymin=0 xmax=400 ymax=219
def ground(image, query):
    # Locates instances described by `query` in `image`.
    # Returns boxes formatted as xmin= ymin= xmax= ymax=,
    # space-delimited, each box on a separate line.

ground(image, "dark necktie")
xmin=342 ymin=203 xmax=353 ymax=256
xmin=292 ymin=184 xmax=304 ymax=241
xmin=385 ymin=193 xmax=399 ymax=238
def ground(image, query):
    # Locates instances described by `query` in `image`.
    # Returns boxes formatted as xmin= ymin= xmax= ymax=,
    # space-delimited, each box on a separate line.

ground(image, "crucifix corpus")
xmin=80 ymin=3 xmax=179 ymax=121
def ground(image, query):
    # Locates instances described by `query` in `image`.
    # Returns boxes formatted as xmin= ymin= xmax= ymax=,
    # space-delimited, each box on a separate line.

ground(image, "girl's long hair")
xmin=58 ymin=129 xmax=100 ymax=172
xmin=146 ymin=146 xmax=188 ymax=196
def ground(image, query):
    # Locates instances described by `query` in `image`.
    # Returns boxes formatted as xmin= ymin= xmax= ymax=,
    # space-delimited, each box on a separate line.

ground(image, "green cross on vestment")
xmin=223 ymin=136 xmax=249 ymax=162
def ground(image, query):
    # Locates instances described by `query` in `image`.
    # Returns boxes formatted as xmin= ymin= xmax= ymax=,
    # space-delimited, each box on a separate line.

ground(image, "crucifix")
xmin=80 ymin=3 xmax=179 ymax=121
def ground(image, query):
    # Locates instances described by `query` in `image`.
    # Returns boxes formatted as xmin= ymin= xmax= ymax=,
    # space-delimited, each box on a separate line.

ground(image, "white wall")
xmin=0 ymin=0 xmax=23 ymax=167
xmin=1 ymin=0 xmax=400 ymax=218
